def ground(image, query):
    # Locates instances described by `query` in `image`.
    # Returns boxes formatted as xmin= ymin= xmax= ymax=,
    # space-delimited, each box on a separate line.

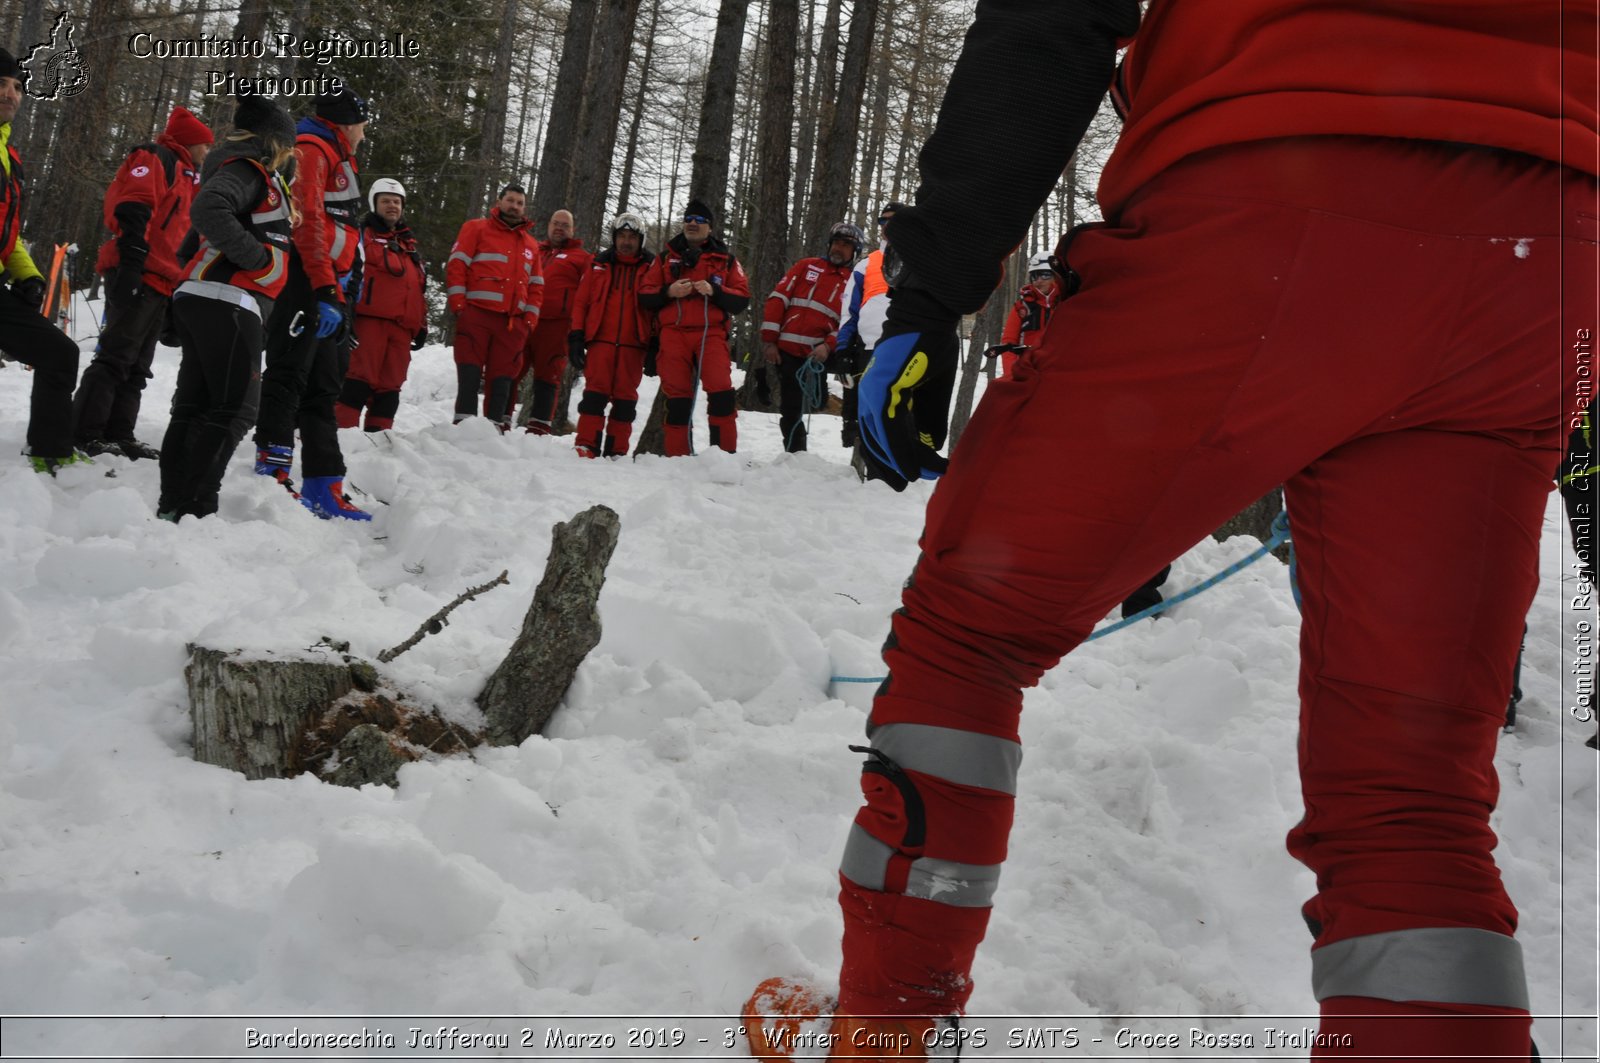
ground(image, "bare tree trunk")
xmin=788 ymin=0 xmax=817 ymax=245
xmin=688 ymin=0 xmax=751 ymax=215
xmin=855 ymin=0 xmax=894 ymax=220
xmin=614 ymin=0 xmax=661 ymax=212
xmin=736 ymin=0 xmax=799 ymax=414
xmin=532 ymin=0 xmax=598 ymax=223
xmin=806 ymin=0 xmax=878 ymax=240
xmin=475 ymin=0 xmax=522 ymax=204
xmin=796 ymin=0 xmax=844 ymax=251
xmin=569 ymin=0 xmax=644 ymax=245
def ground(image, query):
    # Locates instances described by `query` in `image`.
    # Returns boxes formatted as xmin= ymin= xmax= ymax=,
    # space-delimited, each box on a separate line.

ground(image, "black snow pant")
xmin=72 ymin=284 xmax=166 ymax=446
xmin=159 ymin=294 xmax=262 ymax=518
xmin=778 ymin=352 xmax=821 ymax=453
xmin=0 ymin=283 xmax=80 ymax=459
xmin=254 ymin=261 xmax=347 ymax=478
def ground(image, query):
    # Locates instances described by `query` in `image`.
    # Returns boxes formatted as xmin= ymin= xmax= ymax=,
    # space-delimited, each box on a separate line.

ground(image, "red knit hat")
xmin=164 ymin=106 xmax=214 ymax=147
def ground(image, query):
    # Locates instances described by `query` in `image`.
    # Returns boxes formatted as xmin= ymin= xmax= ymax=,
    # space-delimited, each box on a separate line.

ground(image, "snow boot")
xmin=113 ymin=438 xmax=161 ymax=460
xmin=26 ymin=449 xmax=92 ymax=476
xmin=299 ymin=476 xmax=373 ymax=521
xmin=743 ymin=977 xmax=957 ymax=1062
xmin=254 ymin=443 xmax=298 ymax=497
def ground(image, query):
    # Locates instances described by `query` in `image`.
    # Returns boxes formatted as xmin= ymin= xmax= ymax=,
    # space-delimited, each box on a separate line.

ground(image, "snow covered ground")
xmin=0 ymin=303 xmax=1594 ymax=1060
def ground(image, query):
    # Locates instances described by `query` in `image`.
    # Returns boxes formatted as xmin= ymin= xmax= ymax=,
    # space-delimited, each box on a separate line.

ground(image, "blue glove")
xmin=857 ymin=325 xmax=957 ymax=491
xmin=314 ymin=298 xmax=344 ymax=339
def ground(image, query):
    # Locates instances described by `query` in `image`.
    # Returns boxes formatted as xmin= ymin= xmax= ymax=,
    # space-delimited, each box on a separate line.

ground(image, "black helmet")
xmin=828 ymin=221 xmax=865 ymax=258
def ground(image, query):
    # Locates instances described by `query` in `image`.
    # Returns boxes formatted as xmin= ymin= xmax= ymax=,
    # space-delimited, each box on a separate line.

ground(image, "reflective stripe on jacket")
xmin=761 ymin=255 xmax=853 ymax=357
xmin=446 ymin=210 xmax=544 ymax=319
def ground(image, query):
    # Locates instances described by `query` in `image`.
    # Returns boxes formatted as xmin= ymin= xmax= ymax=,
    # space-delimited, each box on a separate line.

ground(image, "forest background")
xmin=2 ymin=0 xmax=1122 ymax=415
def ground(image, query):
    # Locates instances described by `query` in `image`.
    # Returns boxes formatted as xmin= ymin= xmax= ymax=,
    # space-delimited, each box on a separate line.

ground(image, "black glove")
xmin=13 ymin=276 xmax=46 ymax=310
xmin=857 ymin=290 xmax=959 ymax=491
xmin=643 ymin=336 xmax=659 ymax=377
xmin=567 ymin=330 xmax=587 ymax=371
xmin=984 ymin=343 xmax=1025 ymax=359
xmin=411 ymin=326 xmax=428 ymax=351
xmin=108 ymin=266 xmax=143 ymax=307
xmin=833 ymin=334 xmax=867 ymax=375
xmin=158 ymin=301 xmax=181 ymax=347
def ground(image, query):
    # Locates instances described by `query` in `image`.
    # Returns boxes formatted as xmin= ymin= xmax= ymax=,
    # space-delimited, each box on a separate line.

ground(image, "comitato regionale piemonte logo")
xmin=20 ymin=11 xmax=89 ymax=102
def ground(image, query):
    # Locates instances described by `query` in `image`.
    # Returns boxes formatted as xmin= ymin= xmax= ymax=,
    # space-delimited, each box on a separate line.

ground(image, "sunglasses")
xmin=684 ymin=214 xmax=711 ymax=225
xmin=877 ymin=216 xmax=893 ymax=226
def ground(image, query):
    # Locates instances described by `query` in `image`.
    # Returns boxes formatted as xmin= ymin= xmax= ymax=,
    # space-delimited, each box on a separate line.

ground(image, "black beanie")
xmin=234 ymin=96 xmax=296 ymax=154
xmin=0 ymin=47 xmax=21 ymax=84
xmin=684 ymin=198 xmax=715 ymax=225
xmin=316 ymin=86 xmax=369 ymax=125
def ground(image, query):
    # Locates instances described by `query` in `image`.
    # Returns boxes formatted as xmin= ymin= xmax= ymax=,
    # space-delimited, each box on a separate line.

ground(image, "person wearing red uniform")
xmin=75 ymin=105 xmax=213 ymax=459
xmin=761 ymin=222 xmax=861 ymax=452
xmin=253 ymin=86 xmax=372 ymax=521
xmin=521 ymin=208 xmax=592 ymax=434
xmin=637 ymin=199 xmax=750 ymax=456
xmin=0 ymin=47 xmax=83 ymax=474
xmin=750 ymin=1 xmax=1599 ymax=1059
xmin=157 ymin=96 xmax=295 ymax=520
xmin=446 ymin=183 xmax=543 ymax=428
xmin=335 ymin=178 xmax=427 ymax=432
xmin=988 ymin=252 xmax=1057 ymax=381
xmin=569 ymin=212 xmax=654 ymax=458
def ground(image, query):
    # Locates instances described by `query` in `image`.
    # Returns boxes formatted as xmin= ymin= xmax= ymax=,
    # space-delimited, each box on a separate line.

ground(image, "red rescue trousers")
xmin=838 ymin=137 xmax=1598 ymax=1060
xmin=453 ymin=304 xmax=529 ymax=381
xmin=657 ymin=326 xmax=737 ymax=456
xmin=348 ymin=316 xmax=413 ymax=392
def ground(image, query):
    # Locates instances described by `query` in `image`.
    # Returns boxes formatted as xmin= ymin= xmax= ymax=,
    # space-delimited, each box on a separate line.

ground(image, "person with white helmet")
xmin=333 ymin=176 xmax=427 ymax=432
xmin=568 ymin=212 xmax=656 ymax=457
xmin=987 ymin=250 xmax=1059 ymax=380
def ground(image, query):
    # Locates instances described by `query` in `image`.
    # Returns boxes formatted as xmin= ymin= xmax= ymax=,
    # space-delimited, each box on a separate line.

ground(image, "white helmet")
xmin=610 ymin=211 xmax=647 ymax=238
xmin=368 ymin=177 xmax=407 ymax=213
xmin=1027 ymin=252 xmax=1052 ymax=278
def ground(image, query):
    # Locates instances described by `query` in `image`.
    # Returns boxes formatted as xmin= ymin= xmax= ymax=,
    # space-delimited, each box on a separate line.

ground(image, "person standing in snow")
xmin=74 ymin=106 xmax=213 ymax=460
xmin=835 ymin=204 xmax=902 ymax=450
xmin=638 ymin=200 xmax=749 ymax=457
xmin=520 ymin=208 xmax=592 ymax=434
xmin=985 ymin=252 xmax=1058 ymax=381
xmin=156 ymin=96 xmax=296 ymax=520
xmin=0 ymin=48 xmax=83 ymax=475
xmin=334 ymin=178 xmax=427 ymax=433
xmin=569 ymin=212 xmax=655 ymax=459
xmin=252 ymin=86 xmax=373 ymax=521
xmin=761 ymin=223 xmax=861 ymax=453
xmin=446 ymin=183 xmax=543 ymax=429
xmin=750 ymin=1 xmax=1598 ymax=1059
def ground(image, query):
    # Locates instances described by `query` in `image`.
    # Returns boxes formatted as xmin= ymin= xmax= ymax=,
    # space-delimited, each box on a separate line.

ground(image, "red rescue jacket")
xmin=353 ymin=216 xmax=426 ymax=331
xmin=94 ymin=135 xmax=202 ymax=296
xmin=537 ymin=237 xmax=593 ymax=324
xmin=446 ymin=209 xmax=544 ymax=322
xmin=573 ymin=247 xmax=656 ymax=351
xmin=1101 ymin=0 xmax=1599 ymax=213
xmin=761 ymin=255 xmax=852 ymax=357
xmin=180 ymin=156 xmax=293 ymax=303
xmin=290 ymin=118 xmax=362 ymax=292
xmin=0 ymin=137 xmax=24 ymax=266
xmin=639 ymin=233 xmax=751 ymax=334
xmin=1000 ymin=282 xmax=1058 ymax=346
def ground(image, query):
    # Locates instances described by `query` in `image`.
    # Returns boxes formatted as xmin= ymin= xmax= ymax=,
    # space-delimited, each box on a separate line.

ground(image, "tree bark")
xmin=615 ymin=0 xmax=661 ymax=212
xmin=735 ymin=0 xmax=800 ymax=414
xmin=569 ymin=0 xmax=644 ymax=246
xmin=532 ymin=0 xmax=599 ymax=223
xmin=476 ymin=0 xmax=523 ymax=206
xmin=688 ymin=0 xmax=751 ymax=216
xmin=479 ymin=505 xmax=622 ymax=746
xmin=188 ymin=645 xmax=358 ymax=781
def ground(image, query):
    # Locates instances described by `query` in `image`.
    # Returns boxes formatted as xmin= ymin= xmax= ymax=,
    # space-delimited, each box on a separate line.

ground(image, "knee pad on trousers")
xmin=338 ymin=376 xmax=373 ymax=411
xmin=531 ymin=379 xmax=558 ymax=422
xmin=610 ymin=398 xmax=638 ymax=423
xmin=577 ymin=389 xmax=609 ymax=417
xmin=665 ymin=397 xmax=695 ymax=426
xmin=366 ymin=390 xmax=400 ymax=431
xmin=706 ymin=389 xmax=737 ymax=417
xmin=455 ymin=363 xmax=483 ymax=418
xmin=485 ymin=376 xmax=515 ymax=425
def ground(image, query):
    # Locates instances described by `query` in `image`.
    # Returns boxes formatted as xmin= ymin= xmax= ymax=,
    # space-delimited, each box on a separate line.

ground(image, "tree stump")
xmin=187 ymin=643 xmax=359 ymax=781
xmin=478 ymin=504 xmax=622 ymax=745
xmin=1213 ymin=487 xmax=1289 ymax=562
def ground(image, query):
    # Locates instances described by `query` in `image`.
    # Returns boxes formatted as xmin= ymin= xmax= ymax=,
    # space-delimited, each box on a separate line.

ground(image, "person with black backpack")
xmin=74 ymin=106 xmax=214 ymax=460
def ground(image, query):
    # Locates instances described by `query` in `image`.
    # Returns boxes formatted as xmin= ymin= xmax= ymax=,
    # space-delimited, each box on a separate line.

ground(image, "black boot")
xmin=454 ymin=364 xmax=482 ymax=422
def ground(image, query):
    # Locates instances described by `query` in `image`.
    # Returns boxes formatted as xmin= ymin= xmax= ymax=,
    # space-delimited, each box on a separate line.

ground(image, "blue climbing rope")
xmin=786 ymin=357 xmax=831 ymax=451
xmin=829 ymin=510 xmax=1294 ymax=685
